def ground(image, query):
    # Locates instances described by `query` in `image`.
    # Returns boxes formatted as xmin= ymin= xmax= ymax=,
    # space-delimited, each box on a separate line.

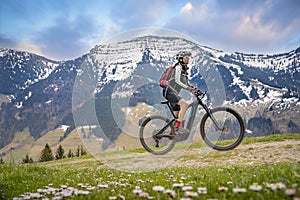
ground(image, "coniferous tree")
xmin=67 ymin=149 xmax=74 ymax=158
xmin=76 ymin=145 xmax=81 ymax=157
xmin=22 ymin=153 xmax=33 ymax=164
xmin=55 ymin=144 xmax=65 ymax=160
xmin=39 ymin=143 xmax=54 ymax=162
xmin=80 ymin=145 xmax=87 ymax=156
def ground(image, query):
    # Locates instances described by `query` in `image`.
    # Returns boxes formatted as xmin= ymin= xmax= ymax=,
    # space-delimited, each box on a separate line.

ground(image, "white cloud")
xmin=179 ymin=2 xmax=210 ymax=21
xmin=235 ymin=10 xmax=278 ymax=42
xmin=166 ymin=0 xmax=300 ymax=54
xmin=16 ymin=41 xmax=45 ymax=57
xmin=180 ymin=2 xmax=193 ymax=14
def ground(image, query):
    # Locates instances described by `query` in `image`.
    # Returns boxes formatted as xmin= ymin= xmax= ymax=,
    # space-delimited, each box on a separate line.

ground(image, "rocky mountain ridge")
xmin=0 ymin=36 xmax=299 ymax=152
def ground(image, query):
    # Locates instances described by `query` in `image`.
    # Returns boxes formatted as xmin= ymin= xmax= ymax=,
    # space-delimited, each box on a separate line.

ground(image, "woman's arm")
xmin=174 ymin=65 xmax=191 ymax=90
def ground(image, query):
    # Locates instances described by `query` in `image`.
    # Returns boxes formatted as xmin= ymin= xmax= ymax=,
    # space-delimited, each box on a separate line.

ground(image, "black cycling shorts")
xmin=163 ymin=88 xmax=182 ymax=111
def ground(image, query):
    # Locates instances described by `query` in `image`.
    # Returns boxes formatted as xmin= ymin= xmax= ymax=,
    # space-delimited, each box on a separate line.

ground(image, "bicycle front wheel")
xmin=200 ymin=107 xmax=245 ymax=151
xmin=139 ymin=115 xmax=176 ymax=155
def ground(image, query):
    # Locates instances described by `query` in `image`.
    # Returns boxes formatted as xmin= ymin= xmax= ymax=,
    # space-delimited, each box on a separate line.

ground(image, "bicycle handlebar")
xmin=193 ymin=89 xmax=206 ymax=99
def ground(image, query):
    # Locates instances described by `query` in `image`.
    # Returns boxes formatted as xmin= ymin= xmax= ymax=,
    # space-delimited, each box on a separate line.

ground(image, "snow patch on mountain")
xmin=231 ymin=50 xmax=300 ymax=72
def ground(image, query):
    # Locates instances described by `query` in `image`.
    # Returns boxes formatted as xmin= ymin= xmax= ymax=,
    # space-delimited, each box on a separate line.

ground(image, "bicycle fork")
xmin=201 ymin=102 xmax=224 ymax=131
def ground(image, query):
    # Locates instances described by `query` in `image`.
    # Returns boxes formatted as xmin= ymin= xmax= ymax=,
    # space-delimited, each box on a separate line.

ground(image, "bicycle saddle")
xmin=161 ymin=101 xmax=169 ymax=104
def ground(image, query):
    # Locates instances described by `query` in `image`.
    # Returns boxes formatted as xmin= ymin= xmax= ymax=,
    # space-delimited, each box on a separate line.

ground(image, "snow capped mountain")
xmin=81 ymin=36 xmax=299 ymax=105
xmin=0 ymin=36 xmax=299 ymax=151
xmin=0 ymin=48 xmax=61 ymax=94
xmin=86 ymin=36 xmax=203 ymax=81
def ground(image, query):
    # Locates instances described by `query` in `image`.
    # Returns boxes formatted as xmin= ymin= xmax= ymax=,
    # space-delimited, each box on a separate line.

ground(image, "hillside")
xmin=42 ymin=134 xmax=300 ymax=169
xmin=0 ymin=35 xmax=299 ymax=156
xmin=1 ymin=134 xmax=300 ymax=200
xmin=0 ymin=127 xmax=88 ymax=163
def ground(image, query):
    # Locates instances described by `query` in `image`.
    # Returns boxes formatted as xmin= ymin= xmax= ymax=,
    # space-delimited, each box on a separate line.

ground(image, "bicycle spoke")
xmin=140 ymin=115 xmax=176 ymax=155
xmin=200 ymin=107 xmax=245 ymax=151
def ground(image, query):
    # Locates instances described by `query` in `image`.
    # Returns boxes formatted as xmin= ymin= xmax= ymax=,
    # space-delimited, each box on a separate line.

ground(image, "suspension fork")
xmin=199 ymin=99 xmax=224 ymax=130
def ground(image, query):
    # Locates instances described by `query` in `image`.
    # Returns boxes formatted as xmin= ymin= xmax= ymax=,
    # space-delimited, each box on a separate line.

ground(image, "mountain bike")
xmin=139 ymin=90 xmax=245 ymax=155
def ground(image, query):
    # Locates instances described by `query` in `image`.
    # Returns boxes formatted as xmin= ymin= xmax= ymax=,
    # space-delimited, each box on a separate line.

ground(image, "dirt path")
xmin=44 ymin=139 xmax=300 ymax=171
xmin=94 ymin=139 xmax=300 ymax=171
xmin=174 ymin=139 xmax=300 ymax=168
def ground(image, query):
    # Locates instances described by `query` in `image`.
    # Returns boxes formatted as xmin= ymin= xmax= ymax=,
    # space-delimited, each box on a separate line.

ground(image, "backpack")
xmin=159 ymin=65 xmax=176 ymax=87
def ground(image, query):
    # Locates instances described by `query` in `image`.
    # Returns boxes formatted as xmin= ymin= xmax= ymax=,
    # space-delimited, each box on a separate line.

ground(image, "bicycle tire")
xmin=139 ymin=115 xmax=176 ymax=155
xmin=200 ymin=107 xmax=245 ymax=151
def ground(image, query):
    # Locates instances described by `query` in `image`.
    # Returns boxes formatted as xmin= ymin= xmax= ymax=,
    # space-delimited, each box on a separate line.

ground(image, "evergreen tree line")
xmin=0 ymin=143 xmax=88 ymax=164
xmin=38 ymin=143 xmax=88 ymax=163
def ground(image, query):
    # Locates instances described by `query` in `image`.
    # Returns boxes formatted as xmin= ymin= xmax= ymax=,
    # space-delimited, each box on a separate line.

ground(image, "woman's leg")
xmin=176 ymin=99 xmax=189 ymax=128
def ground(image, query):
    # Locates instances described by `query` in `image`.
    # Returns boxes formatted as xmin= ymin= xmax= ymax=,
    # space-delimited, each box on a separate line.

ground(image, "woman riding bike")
xmin=162 ymin=51 xmax=202 ymax=134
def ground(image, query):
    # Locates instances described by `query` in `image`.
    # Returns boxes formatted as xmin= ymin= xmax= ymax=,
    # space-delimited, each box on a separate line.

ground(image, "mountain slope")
xmin=0 ymin=36 xmax=299 ymax=153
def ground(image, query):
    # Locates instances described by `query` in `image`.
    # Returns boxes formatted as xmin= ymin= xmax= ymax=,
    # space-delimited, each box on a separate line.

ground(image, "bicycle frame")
xmin=141 ymin=92 xmax=245 ymax=154
xmin=160 ymin=93 xmax=224 ymax=136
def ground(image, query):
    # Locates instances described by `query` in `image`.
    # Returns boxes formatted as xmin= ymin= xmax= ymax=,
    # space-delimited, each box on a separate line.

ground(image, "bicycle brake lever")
xmin=195 ymin=90 xmax=206 ymax=99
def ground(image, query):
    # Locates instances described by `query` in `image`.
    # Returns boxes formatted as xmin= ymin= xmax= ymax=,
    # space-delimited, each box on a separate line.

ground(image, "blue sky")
xmin=1 ymin=0 xmax=300 ymax=60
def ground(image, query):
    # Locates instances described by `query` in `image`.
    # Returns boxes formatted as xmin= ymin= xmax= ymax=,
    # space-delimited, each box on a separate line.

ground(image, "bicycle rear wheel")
xmin=200 ymin=107 xmax=245 ymax=151
xmin=139 ymin=115 xmax=176 ymax=155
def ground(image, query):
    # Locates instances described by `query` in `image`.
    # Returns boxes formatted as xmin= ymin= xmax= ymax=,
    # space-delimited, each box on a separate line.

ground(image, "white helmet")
xmin=176 ymin=51 xmax=191 ymax=60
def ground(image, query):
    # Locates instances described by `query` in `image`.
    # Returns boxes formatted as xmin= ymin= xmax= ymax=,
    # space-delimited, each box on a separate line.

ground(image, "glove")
xmin=188 ymin=86 xmax=197 ymax=93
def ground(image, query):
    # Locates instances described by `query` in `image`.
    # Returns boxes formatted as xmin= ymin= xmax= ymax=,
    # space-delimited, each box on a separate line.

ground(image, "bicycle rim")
xmin=139 ymin=115 xmax=176 ymax=155
xmin=200 ymin=107 xmax=245 ymax=151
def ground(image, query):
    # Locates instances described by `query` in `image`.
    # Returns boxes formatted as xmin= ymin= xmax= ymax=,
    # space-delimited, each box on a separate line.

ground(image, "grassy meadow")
xmin=0 ymin=134 xmax=300 ymax=199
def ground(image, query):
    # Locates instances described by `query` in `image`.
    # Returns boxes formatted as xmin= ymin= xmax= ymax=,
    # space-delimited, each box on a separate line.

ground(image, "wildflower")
xmin=285 ymin=188 xmax=297 ymax=196
xmin=135 ymin=186 xmax=141 ymax=190
xmin=197 ymin=187 xmax=207 ymax=194
xmin=249 ymin=183 xmax=263 ymax=191
xmin=74 ymin=190 xmax=89 ymax=195
xmin=86 ymin=186 xmax=95 ymax=190
xmin=37 ymin=188 xmax=47 ymax=194
xmin=132 ymin=189 xmax=143 ymax=194
xmin=265 ymin=182 xmax=286 ymax=190
xmin=29 ymin=193 xmax=42 ymax=198
xmin=98 ymin=184 xmax=108 ymax=188
xmin=139 ymin=192 xmax=150 ymax=198
xmin=118 ymin=194 xmax=126 ymax=200
xmin=61 ymin=185 xmax=68 ymax=189
xmin=78 ymin=183 xmax=84 ymax=187
xmin=109 ymin=196 xmax=117 ymax=200
xmin=164 ymin=189 xmax=176 ymax=198
xmin=153 ymin=185 xmax=165 ymax=192
xmin=218 ymin=186 xmax=228 ymax=191
xmin=182 ymin=186 xmax=193 ymax=191
xmin=62 ymin=191 xmax=72 ymax=198
xmin=233 ymin=187 xmax=247 ymax=193
xmin=67 ymin=187 xmax=75 ymax=191
xmin=173 ymin=183 xmax=184 ymax=188
xmin=185 ymin=191 xmax=199 ymax=197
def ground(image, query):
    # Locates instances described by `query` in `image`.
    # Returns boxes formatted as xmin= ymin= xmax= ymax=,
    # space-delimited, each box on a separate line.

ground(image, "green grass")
xmin=0 ymin=133 xmax=300 ymax=199
xmin=1 ymin=162 xmax=299 ymax=199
